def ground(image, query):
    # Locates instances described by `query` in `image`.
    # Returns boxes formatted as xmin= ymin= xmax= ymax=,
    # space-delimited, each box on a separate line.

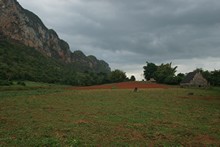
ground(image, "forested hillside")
xmin=0 ymin=40 xmax=110 ymax=85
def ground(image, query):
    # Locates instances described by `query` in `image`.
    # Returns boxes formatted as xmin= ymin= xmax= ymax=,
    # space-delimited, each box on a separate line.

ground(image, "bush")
xmin=164 ymin=76 xmax=179 ymax=85
xmin=17 ymin=81 xmax=26 ymax=86
xmin=0 ymin=80 xmax=13 ymax=86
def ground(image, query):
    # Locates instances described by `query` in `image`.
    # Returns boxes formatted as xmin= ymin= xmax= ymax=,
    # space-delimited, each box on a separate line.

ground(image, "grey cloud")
xmin=17 ymin=0 xmax=220 ymax=79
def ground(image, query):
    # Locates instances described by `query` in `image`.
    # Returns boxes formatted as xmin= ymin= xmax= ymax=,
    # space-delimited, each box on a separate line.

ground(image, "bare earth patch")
xmin=189 ymin=135 xmax=220 ymax=145
xmin=74 ymin=119 xmax=93 ymax=125
xmin=69 ymin=82 xmax=169 ymax=90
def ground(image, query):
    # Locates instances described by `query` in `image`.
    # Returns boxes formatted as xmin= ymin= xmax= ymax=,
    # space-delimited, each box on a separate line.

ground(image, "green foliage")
xmin=0 ymin=40 xmax=110 ymax=86
xmin=130 ymin=75 xmax=136 ymax=81
xmin=200 ymin=69 xmax=220 ymax=86
xmin=143 ymin=62 xmax=180 ymax=84
xmin=0 ymin=40 xmax=62 ymax=82
xmin=154 ymin=63 xmax=177 ymax=83
xmin=17 ymin=81 xmax=26 ymax=86
xmin=175 ymin=73 xmax=185 ymax=84
xmin=0 ymin=80 xmax=13 ymax=86
xmin=109 ymin=69 xmax=127 ymax=83
xmin=143 ymin=62 xmax=157 ymax=80
xmin=211 ymin=70 xmax=220 ymax=86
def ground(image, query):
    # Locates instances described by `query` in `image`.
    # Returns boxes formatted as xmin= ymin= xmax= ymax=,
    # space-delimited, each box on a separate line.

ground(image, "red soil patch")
xmin=130 ymin=130 xmax=145 ymax=140
xmin=74 ymin=119 xmax=93 ymax=125
xmin=191 ymin=135 xmax=220 ymax=145
xmin=69 ymin=82 xmax=168 ymax=90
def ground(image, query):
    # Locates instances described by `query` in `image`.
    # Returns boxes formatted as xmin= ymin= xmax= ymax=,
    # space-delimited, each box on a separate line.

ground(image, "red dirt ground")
xmin=69 ymin=82 xmax=169 ymax=90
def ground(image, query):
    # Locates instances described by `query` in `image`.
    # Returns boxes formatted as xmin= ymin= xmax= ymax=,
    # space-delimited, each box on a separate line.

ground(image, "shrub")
xmin=17 ymin=81 xmax=26 ymax=86
xmin=0 ymin=80 xmax=13 ymax=86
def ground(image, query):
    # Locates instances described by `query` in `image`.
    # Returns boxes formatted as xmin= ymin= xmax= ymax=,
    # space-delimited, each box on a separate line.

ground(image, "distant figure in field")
xmin=133 ymin=87 xmax=138 ymax=92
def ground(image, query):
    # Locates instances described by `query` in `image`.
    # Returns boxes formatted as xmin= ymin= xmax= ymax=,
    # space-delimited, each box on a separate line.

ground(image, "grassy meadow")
xmin=0 ymin=83 xmax=220 ymax=146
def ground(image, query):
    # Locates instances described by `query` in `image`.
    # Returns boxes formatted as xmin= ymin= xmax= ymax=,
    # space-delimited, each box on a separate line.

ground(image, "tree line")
xmin=143 ymin=62 xmax=220 ymax=86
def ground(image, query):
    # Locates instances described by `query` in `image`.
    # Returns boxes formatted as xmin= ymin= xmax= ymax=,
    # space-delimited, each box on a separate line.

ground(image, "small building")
xmin=180 ymin=71 xmax=208 ymax=87
xmin=149 ymin=78 xmax=156 ymax=83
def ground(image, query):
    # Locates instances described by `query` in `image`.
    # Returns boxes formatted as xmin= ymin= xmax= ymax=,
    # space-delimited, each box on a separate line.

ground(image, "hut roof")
xmin=181 ymin=71 xmax=197 ymax=84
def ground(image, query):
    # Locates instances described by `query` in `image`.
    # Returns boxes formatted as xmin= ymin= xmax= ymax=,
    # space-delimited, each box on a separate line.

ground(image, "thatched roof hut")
xmin=180 ymin=71 xmax=208 ymax=87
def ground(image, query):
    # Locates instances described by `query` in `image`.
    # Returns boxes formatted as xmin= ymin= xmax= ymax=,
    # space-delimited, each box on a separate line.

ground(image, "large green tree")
xmin=143 ymin=62 xmax=157 ymax=80
xmin=109 ymin=69 xmax=127 ymax=83
xmin=154 ymin=63 xmax=177 ymax=83
xmin=130 ymin=75 xmax=136 ymax=81
xmin=143 ymin=62 xmax=179 ymax=84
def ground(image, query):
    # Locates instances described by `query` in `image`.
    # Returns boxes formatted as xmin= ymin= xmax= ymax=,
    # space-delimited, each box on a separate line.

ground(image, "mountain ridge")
xmin=0 ymin=0 xmax=110 ymax=73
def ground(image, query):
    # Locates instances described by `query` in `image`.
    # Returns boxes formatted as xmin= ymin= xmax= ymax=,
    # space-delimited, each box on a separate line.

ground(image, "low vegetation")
xmin=0 ymin=83 xmax=219 ymax=146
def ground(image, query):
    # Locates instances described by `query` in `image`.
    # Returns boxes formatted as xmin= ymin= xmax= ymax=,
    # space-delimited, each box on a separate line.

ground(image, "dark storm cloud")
xmin=17 ymin=0 xmax=220 ymax=79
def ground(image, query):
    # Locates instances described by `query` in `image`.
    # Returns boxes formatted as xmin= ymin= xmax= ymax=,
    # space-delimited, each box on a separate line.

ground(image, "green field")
xmin=0 ymin=84 xmax=220 ymax=146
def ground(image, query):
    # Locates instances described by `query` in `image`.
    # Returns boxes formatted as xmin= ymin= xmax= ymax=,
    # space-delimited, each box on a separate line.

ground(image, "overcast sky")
xmin=17 ymin=0 xmax=220 ymax=80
